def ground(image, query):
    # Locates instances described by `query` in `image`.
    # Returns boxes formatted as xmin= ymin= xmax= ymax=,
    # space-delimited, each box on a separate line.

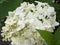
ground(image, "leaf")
xmin=0 ymin=0 xmax=6 ymax=4
xmin=37 ymin=29 xmax=54 ymax=45
xmin=0 ymin=0 xmax=23 ymax=21
xmin=55 ymin=27 xmax=60 ymax=45
xmin=23 ymin=0 xmax=36 ymax=3
xmin=56 ymin=10 xmax=60 ymax=22
xmin=52 ymin=3 xmax=60 ymax=22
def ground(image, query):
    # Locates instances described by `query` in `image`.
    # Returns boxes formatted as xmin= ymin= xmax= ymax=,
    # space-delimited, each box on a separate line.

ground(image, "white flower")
xmin=47 ymin=7 xmax=55 ymax=13
xmin=1 ymin=1 xmax=59 ymax=45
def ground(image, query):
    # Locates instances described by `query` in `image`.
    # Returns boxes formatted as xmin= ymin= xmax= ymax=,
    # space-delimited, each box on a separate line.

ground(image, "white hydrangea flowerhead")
xmin=1 ymin=1 xmax=59 ymax=45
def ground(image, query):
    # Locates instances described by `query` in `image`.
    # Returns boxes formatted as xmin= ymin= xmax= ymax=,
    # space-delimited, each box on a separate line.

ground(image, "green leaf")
xmin=37 ymin=29 xmax=54 ymax=45
xmin=52 ymin=3 xmax=60 ymax=22
xmin=56 ymin=10 xmax=60 ymax=22
xmin=0 ymin=0 xmax=6 ymax=4
xmin=23 ymin=0 xmax=36 ymax=3
xmin=55 ymin=27 xmax=60 ymax=45
xmin=0 ymin=0 xmax=23 ymax=21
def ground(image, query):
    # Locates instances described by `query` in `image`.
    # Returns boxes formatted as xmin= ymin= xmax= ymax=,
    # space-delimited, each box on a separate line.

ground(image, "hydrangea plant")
xmin=1 ymin=1 xmax=59 ymax=45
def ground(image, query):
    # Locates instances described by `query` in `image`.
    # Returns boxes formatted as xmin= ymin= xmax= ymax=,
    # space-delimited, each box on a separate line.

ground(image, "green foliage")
xmin=54 ymin=27 xmax=60 ymax=45
xmin=37 ymin=26 xmax=60 ymax=45
xmin=37 ymin=30 xmax=54 ymax=45
xmin=0 ymin=0 xmax=23 ymax=22
xmin=0 ymin=0 xmax=6 ymax=4
xmin=52 ymin=3 xmax=60 ymax=22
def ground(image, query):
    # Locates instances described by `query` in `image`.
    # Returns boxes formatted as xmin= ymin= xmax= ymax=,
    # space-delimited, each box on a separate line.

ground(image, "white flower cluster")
xmin=1 ymin=1 xmax=59 ymax=45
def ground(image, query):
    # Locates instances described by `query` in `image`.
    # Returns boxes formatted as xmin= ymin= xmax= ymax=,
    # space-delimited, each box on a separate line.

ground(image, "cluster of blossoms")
xmin=1 ymin=1 xmax=59 ymax=45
